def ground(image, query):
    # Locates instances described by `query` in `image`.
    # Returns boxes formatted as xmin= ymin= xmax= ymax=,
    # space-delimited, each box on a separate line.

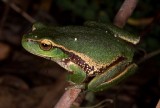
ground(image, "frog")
xmin=22 ymin=21 xmax=140 ymax=92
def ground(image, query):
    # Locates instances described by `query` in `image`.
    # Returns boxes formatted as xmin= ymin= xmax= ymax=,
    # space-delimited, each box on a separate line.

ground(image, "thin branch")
xmin=137 ymin=49 xmax=160 ymax=65
xmin=54 ymin=88 xmax=81 ymax=108
xmin=2 ymin=0 xmax=36 ymax=23
xmin=114 ymin=0 xmax=138 ymax=28
xmin=156 ymin=99 xmax=160 ymax=108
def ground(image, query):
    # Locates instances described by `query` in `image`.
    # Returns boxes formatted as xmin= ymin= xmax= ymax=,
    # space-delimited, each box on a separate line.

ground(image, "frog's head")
xmin=22 ymin=23 xmax=68 ymax=60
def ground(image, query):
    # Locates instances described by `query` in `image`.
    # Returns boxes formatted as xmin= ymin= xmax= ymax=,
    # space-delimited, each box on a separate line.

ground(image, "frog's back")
xmin=48 ymin=26 xmax=135 ymax=65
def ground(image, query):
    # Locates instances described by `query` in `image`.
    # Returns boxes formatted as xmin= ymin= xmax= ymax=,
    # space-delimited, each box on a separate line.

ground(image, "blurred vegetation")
xmin=51 ymin=0 xmax=122 ymax=24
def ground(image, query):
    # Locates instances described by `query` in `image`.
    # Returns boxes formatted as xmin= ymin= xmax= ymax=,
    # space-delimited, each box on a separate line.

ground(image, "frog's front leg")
xmin=88 ymin=61 xmax=137 ymax=92
xmin=67 ymin=63 xmax=87 ymax=89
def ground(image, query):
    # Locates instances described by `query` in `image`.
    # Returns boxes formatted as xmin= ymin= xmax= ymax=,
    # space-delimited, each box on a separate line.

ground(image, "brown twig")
xmin=137 ymin=49 xmax=160 ymax=65
xmin=156 ymin=99 xmax=160 ymax=108
xmin=114 ymin=0 xmax=138 ymax=28
xmin=54 ymin=88 xmax=81 ymax=108
xmin=2 ymin=0 xmax=36 ymax=23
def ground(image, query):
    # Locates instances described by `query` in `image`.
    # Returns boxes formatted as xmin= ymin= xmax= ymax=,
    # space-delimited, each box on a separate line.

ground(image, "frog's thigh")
xmin=67 ymin=64 xmax=86 ymax=84
xmin=88 ymin=63 xmax=137 ymax=92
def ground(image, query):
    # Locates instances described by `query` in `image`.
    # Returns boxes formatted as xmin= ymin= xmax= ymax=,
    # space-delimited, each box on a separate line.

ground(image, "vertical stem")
xmin=54 ymin=88 xmax=81 ymax=108
xmin=156 ymin=99 xmax=160 ymax=108
xmin=114 ymin=0 xmax=138 ymax=28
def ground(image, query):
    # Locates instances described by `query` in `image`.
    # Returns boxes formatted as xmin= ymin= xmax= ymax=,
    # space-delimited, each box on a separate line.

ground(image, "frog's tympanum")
xmin=22 ymin=21 xmax=140 ymax=92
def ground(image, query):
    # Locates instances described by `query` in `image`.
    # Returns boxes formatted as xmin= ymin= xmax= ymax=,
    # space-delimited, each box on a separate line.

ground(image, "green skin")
xmin=22 ymin=21 xmax=140 ymax=92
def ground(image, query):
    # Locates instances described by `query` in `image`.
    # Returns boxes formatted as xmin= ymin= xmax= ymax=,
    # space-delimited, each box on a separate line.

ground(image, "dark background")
xmin=0 ymin=0 xmax=160 ymax=108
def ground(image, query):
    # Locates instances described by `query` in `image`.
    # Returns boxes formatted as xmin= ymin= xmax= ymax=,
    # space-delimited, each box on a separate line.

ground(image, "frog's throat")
xmin=30 ymin=39 xmax=126 ymax=75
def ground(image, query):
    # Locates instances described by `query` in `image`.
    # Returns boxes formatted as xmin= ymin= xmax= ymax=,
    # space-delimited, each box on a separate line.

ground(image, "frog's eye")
xmin=39 ymin=39 xmax=52 ymax=51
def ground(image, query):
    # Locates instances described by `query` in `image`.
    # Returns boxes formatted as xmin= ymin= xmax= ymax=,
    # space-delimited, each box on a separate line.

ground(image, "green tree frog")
xmin=22 ymin=21 xmax=140 ymax=92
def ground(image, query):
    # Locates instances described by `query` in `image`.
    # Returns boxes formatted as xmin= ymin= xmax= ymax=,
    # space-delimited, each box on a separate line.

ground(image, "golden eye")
xmin=39 ymin=39 xmax=52 ymax=51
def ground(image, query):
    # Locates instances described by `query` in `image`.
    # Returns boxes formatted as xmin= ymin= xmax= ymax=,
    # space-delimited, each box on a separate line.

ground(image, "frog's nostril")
xmin=27 ymin=39 xmax=34 ymax=42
